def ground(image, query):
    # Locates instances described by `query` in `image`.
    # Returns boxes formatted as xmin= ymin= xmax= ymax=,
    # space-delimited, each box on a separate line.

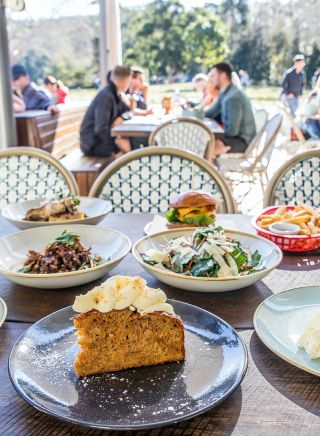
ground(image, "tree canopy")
xmin=7 ymin=0 xmax=320 ymax=87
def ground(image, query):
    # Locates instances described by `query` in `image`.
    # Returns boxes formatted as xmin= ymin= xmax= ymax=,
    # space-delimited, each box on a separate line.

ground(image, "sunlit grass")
xmin=69 ymin=83 xmax=281 ymax=109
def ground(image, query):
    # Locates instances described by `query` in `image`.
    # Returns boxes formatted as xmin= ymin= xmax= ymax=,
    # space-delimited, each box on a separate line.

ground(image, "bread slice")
xmin=73 ymin=308 xmax=185 ymax=376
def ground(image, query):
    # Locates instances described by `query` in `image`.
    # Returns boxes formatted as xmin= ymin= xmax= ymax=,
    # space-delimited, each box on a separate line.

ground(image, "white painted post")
xmin=0 ymin=0 xmax=17 ymax=148
xmin=99 ymin=0 xmax=122 ymax=88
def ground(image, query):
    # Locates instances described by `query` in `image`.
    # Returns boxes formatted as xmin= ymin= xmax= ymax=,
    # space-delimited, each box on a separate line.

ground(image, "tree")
xmin=123 ymin=0 xmax=189 ymax=81
xmin=21 ymin=50 xmax=50 ymax=83
xmin=231 ymin=30 xmax=270 ymax=84
xmin=183 ymin=8 xmax=229 ymax=73
xmin=305 ymin=43 xmax=320 ymax=84
xmin=220 ymin=0 xmax=249 ymax=50
xmin=122 ymin=1 xmax=229 ymax=81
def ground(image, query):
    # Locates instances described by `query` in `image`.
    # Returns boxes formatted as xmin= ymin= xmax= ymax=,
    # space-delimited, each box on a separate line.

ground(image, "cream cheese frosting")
xmin=73 ymin=275 xmax=174 ymax=315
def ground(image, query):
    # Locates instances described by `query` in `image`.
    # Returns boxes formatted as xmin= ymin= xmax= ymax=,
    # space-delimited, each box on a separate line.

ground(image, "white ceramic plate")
xmin=144 ymin=215 xmax=253 ymax=236
xmin=132 ymin=228 xmax=282 ymax=292
xmin=0 ymin=225 xmax=131 ymax=289
xmin=254 ymin=286 xmax=320 ymax=377
xmin=1 ymin=197 xmax=112 ymax=229
xmin=0 ymin=298 xmax=7 ymax=327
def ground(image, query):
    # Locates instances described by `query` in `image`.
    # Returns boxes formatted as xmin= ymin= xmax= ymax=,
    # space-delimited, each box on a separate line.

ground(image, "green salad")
xmin=142 ymin=227 xmax=263 ymax=278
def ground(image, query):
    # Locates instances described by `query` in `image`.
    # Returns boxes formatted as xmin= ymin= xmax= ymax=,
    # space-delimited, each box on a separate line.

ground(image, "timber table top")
xmin=111 ymin=116 xmax=224 ymax=138
xmin=1 ymin=213 xmax=319 ymax=435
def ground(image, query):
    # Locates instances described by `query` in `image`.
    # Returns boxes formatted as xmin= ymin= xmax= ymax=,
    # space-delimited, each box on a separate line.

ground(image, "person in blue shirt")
xmin=11 ymin=64 xmax=58 ymax=113
xmin=281 ymin=54 xmax=306 ymax=118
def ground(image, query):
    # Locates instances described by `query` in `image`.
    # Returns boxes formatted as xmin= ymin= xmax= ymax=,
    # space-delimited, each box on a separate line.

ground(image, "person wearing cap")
xmin=11 ymin=64 xmax=58 ymax=113
xmin=281 ymin=54 xmax=306 ymax=117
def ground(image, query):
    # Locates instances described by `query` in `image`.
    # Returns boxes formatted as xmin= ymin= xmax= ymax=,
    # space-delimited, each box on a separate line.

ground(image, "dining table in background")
xmin=1 ymin=213 xmax=320 ymax=435
xmin=111 ymin=115 xmax=224 ymax=139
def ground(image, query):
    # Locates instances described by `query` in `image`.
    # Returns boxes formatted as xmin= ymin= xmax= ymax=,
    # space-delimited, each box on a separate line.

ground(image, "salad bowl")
xmin=0 ymin=225 xmax=131 ymax=289
xmin=132 ymin=227 xmax=282 ymax=292
xmin=1 ymin=197 xmax=112 ymax=230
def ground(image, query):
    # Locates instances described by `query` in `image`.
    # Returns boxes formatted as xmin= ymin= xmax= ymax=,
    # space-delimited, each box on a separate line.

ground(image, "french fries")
xmin=257 ymin=205 xmax=320 ymax=236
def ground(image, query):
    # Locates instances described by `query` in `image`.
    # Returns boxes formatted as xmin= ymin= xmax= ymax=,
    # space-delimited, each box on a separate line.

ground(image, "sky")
xmin=8 ymin=0 xmax=211 ymax=20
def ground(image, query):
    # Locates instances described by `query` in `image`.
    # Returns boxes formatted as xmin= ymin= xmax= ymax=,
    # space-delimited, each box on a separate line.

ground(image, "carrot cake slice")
xmin=72 ymin=276 xmax=185 ymax=376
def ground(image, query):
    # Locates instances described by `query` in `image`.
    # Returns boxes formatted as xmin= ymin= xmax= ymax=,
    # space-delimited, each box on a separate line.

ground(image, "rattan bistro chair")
xmin=219 ymin=114 xmax=283 ymax=183
xmin=0 ymin=147 xmax=78 ymax=209
xmin=89 ymin=147 xmax=235 ymax=213
xmin=148 ymin=117 xmax=215 ymax=159
xmin=264 ymin=148 xmax=320 ymax=207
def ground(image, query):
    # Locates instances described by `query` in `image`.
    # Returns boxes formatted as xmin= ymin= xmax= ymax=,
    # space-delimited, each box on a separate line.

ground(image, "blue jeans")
xmin=283 ymin=95 xmax=299 ymax=118
xmin=305 ymin=119 xmax=320 ymax=139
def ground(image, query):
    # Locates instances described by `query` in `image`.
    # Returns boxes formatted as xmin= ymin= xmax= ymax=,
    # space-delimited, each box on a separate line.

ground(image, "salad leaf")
xmin=231 ymin=245 xmax=248 ymax=270
xmin=251 ymin=250 xmax=262 ymax=266
xmin=182 ymin=214 xmax=214 ymax=226
xmin=166 ymin=208 xmax=180 ymax=223
xmin=47 ymin=230 xmax=80 ymax=249
xmin=193 ymin=227 xmax=223 ymax=245
xmin=69 ymin=193 xmax=81 ymax=206
xmin=141 ymin=254 xmax=157 ymax=266
xmin=57 ymin=192 xmax=81 ymax=205
xmin=190 ymin=258 xmax=220 ymax=277
xmin=18 ymin=264 xmax=32 ymax=273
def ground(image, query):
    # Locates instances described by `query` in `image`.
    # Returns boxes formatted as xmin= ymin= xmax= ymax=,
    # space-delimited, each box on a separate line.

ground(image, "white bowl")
xmin=132 ymin=228 xmax=283 ymax=292
xmin=1 ymin=197 xmax=112 ymax=229
xmin=0 ymin=225 xmax=131 ymax=289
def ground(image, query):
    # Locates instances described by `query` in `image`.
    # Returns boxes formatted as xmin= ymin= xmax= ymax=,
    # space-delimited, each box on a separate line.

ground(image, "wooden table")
xmin=111 ymin=116 xmax=224 ymax=139
xmin=1 ymin=213 xmax=320 ymax=435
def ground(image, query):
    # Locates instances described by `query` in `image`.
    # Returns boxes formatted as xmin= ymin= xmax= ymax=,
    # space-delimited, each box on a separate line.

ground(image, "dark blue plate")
xmin=9 ymin=300 xmax=247 ymax=430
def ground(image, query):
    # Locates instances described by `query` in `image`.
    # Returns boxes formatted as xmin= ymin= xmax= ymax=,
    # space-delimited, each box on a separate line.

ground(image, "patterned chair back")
xmin=264 ymin=149 xmax=320 ymax=207
xmin=89 ymin=147 xmax=235 ymax=213
xmin=0 ymin=147 xmax=78 ymax=209
xmin=244 ymin=114 xmax=283 ymax=164
xmin=148 ymin=117 xmax=214 ymax=159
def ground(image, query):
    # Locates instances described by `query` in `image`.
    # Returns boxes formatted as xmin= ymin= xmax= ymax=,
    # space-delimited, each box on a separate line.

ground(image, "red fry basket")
xmin=251 ymin=206 xmax=320 ymax=252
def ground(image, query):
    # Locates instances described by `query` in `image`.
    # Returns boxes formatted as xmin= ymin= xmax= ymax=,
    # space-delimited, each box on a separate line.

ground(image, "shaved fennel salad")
xmin=142 ymin=227 xmax=264 ymax=278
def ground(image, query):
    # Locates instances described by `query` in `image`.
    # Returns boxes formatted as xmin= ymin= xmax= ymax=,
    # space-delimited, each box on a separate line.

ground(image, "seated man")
xmin=205 ymin=62 xmax=256 ymax=154
xmin=80 ymin=65 xmax=132 ymax=158
xmin=11 ymin=64 xmax=58 ymax=113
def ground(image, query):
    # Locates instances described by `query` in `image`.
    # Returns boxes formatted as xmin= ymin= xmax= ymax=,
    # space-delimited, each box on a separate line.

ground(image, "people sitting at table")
xmin=125 ymin=67 xmax=153 ymax=116
xmin=55 ymin=80 xmax=69 ymax=104
xmin=43 ymin=76 xmax=69 ymax=105
xmin=127 ymin=67 xmax=148 ymax=109
xmin=304 ymin=76 xmax=320 ymax=139
xmin=80 ymin=65 xmax=133 ymax=158
xmin=11 ymin=64 xmax=58 ymax=113
xmin=43 ymin=75 xmax=57 ymax=99
xmin=12 ymin=91 xmax=26 ymax=113
xmin=205 ymin=62 xmax=256 ymax=154
xmin=191 ymin=73 xmax=218 ymax=109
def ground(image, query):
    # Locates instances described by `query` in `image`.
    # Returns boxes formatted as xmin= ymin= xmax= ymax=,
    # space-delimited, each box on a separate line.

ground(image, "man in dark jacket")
xmin=11 ymin=64 xmax=58 ymax=113
xmin=80 ymin=65 xmax=132 ymax=157
xmin=281 ymin=54 xmax=306 ymax=117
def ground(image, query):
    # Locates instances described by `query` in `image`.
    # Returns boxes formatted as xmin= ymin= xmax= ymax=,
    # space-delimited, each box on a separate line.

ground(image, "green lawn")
xmin=69 ymin=83 xmax=281 ymax=110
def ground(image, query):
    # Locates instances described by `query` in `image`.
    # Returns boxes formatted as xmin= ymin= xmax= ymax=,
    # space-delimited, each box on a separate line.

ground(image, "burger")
xmin=166 ymin=191 xmax=216 ymax=227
